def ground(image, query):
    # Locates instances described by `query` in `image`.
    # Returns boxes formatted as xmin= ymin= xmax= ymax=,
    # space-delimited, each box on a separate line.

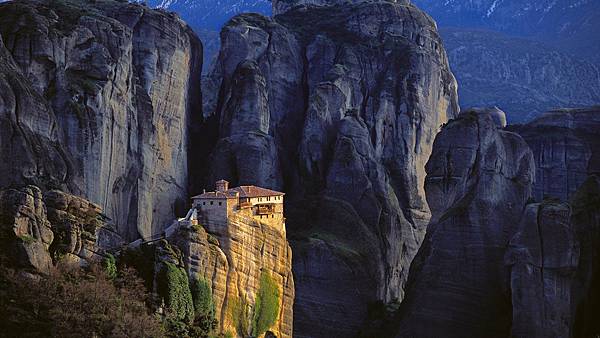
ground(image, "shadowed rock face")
xmin=571 ymin=175 xmax=600 ymax=337
xmin=0 ymin=31 xmax=70 ymax=193
xmin=508 ymin=107 xmax=600 ymax=202
xmin=203 ymin=1 xmax=459 ymax=335
xmin=0 ymin=186 xmax=54 ymax=273
xmin=505 ymin=201 xmax=579 ymax=338
xmin=397 ymin=110 xmax=535 ymax=337
xmin=0 ymin=0 xmax=203 ymax=240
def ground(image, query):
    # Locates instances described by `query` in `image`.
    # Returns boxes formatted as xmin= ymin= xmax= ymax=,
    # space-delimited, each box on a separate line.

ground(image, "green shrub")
xmin=17 ymin=234 xmax=35 ymax=244
xmin=251 ymin=272 xmax=281 ymax=337
xmin=191 ymin=278 xmax=218 ymax=336
xmin=192 ymin=278 xmax=215 ymax=318
xmin=103 ymin=253 xmax=117 ymax=280
xmin=157 ymin=262 xmax=194 ymax=323
xmin=229 ymin=296 xmax=250 ymax=336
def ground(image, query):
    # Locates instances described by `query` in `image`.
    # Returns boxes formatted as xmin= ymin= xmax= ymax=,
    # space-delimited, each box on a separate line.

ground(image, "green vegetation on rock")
xmin=157 ymin=262 xmax=195 ymax=323
xmin=192 ymin=278 xmax=215 ymax=319
xmin=17 ymin=234 xmax=35 ymax=244
xmin=191 ymin=278 xmax=218 ymax=336
xmin=103 ymin=253 xmax=117 ymax=279
xmin=252 ymin=272 xmax=281 ymax=337
xmin=229 ymin=296 xmax=250 ymax=336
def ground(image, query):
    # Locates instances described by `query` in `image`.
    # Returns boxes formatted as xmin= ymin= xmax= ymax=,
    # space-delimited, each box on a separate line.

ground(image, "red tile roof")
xmin=192 ymin=191 xmax=236 ymax=199
xmin=229 ymin=186 xmax=285 ymax=198
xmin=192 ymin=185 xmax=284 ymax=199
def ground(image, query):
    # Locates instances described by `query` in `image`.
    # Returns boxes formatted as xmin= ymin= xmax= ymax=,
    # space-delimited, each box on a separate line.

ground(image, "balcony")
xmin=238 ymin=201 xmax=252 ymax=209
xmin=256 ymin=204 xmax=275 ymax=215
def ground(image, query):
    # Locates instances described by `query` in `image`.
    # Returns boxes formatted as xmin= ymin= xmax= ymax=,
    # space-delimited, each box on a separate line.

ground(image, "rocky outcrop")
xmin=0 ymin=186 xmax=54 ymax=273
xmin=172 ymin=213 xmax=294 ymax=338
xmin=508 ymin=107 xmax=600 ymax=201
xmin=0 ymin=185 xmax=121 ymax=273
xmin=45 ymin=189 xmax=121 ymax=265
xmin=397 ymin=109 xmax=535 ymax=337
xmin=203 ymin=0 xmax=459 ymax=334
xmin=0 ymin=0 xmax=203 ymax=240
xmin=505 ymin=201 xmax=579 ymax=338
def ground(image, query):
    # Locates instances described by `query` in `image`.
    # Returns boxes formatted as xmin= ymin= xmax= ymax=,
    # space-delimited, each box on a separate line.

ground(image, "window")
xmin=210 ymin=201 xmax=213 ymax=205
xmin=203 ymin=202 xmax=206 ymax=205
xmin=267 ymin=197 xmax=270 ymax=201
xmin=219 ymin=202 xmax=222 ymax=206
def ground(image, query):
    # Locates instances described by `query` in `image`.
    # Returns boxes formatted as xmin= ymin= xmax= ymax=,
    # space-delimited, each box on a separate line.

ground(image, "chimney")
xmin=216 ymin=179 xmax=229 ymax=192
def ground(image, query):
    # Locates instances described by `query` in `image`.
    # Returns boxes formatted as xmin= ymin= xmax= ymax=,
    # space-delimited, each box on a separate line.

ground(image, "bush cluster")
xmin=252 ymin=272 xmax=281 ymax=337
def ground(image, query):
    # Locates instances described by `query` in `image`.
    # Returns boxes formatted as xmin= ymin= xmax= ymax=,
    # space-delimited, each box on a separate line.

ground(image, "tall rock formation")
xmin=508 ymin=107 xmax=600 ymax=202
xmin=0 ymin=0 xmax=202 ymax=240
xmin=203 ymin=0 xmax=459 ymax=335
xmin=172 ymin=211 xmax=294 ymax=338
xmin=0 ymin=27 xmax=70 ymax=194
xmin=505 ymin=201 xmax=579 ymax=338
xmin=397 ymin=109 xmax=535 ymax=337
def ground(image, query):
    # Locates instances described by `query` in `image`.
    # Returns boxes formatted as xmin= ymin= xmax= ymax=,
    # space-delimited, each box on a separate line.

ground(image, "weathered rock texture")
xmin=0 ymin=186 xmax=54 ymax=273
xmin=508 ymin=107 xmax=600 ymax=202
xmin=0 ymin=0 xmax=203 ymax=240
xmin=45 ymin=189 xmax=121 ymax=264
xmin=203 ymin=1 xmax=459 ymax=335
xmin=505 ymin=201 xmax=579 ymax=338
xmin=0 ymin=185 xmax=120 ymax=273
xmin=173 ymin=213 xmax=294 ymax=337
xmin=397 ymin=110 xmax=535 ymax=337
xmin=571 ymin=175 xmax=600 ymax=337
xmin=0 ymin=26 xmax=70 ymax=193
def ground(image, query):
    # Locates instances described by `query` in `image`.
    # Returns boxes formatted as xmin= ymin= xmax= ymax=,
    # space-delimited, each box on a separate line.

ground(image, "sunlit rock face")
xmin=202 ymin=0 xmax=459 ymax=335
xmin=172 ymin=212 xmax=294 ymax=338
xmin=0 ymin=0 xmax=203 ymax=240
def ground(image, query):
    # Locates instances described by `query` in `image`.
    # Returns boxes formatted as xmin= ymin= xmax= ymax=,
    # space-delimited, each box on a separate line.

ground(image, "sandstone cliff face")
xmin=172 ymin=213 xmax=294 ymax=338
xmin=0 ymin=0 xmax=202 ymax=240
xmin=203 ymin=1 xmax=459 ymax=334
xmin=508 ymin=107 xmax=600 ymax=202
xmin=398 ymin=109 xmax=535 ymax=337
